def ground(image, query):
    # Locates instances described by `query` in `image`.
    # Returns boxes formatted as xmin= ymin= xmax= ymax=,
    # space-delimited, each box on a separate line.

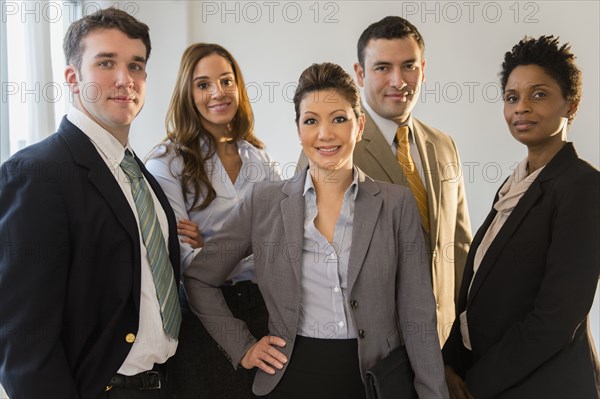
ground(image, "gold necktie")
xmin=396 ymin=126 xmax=430 ymax=235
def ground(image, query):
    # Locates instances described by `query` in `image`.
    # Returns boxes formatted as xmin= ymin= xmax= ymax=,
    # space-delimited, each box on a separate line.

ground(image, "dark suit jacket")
xmin=184 ymin=167 xmax=448 ymax=398
xmin=0 ymin=117 xmax=180 ymax=399
xmin=443 ymin=143 xmax=600 ymax=398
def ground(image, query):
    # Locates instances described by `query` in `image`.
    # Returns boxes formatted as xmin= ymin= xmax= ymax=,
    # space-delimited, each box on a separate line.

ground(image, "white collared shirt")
xmin=362 ymin=100 xmax=427 ymax=188
xmin=67 ymin=107 xmax=177 ymax=375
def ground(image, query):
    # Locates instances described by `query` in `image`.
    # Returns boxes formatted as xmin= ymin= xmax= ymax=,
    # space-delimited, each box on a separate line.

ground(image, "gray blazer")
xmin=184 ymin=167 xmax=448 ymax=397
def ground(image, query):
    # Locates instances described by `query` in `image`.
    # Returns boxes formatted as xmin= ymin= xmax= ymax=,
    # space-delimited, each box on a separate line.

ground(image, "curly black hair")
xmin=500 ymin=35 xmax=582 ymax=107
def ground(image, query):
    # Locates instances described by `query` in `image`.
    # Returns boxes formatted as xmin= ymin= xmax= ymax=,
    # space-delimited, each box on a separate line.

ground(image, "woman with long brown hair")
xmin=146 ymin=43 xmax=280 ymax=398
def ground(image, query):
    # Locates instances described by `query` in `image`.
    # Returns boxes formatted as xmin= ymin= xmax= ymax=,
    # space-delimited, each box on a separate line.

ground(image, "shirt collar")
xmin=67 ymin=106 xmax=132 ymax=164
xmin=361 ymin=97 xmax=415 ymax=146
xmin=198 ymin=136 xmax=249 ymax=157
xmin=303 ymin=166 xmax=360 ymax=200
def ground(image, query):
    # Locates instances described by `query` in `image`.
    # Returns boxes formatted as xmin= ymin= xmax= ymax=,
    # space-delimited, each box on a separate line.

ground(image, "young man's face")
xmin=354 ymin=37 xmax=425 ymax=125
xmin=66 ymin=28 xmax=147 ymax=140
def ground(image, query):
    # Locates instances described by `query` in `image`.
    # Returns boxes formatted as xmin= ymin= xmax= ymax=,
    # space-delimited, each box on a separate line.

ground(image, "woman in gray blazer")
xmin=184 ymin=62 xmax=448 ymax=398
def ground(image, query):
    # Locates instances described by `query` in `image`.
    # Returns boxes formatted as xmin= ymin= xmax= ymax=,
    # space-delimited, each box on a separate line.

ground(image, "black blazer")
xmin=443 ymin=143 xmax=600 ymax=398
xmin=0 ymin=117 xmax=180 ymax=398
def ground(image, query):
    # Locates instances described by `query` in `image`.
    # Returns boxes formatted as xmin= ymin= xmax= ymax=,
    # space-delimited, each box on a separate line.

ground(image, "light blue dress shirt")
xmin=298 ymin=168 xmax=359 ymax=339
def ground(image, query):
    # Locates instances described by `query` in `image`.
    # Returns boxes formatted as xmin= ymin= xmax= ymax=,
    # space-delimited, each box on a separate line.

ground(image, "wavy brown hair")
xmin=153 ymin=43 xmax=263 ymax=211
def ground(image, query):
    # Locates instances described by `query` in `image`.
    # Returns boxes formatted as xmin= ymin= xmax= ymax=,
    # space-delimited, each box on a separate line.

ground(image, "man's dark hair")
xmin=357 ymin=16 xmax=425 ymax=67
xmin=63 ymin=7 xmax=151 ymax=70
xmin=500 ymin=35 xmax=582 ymax=107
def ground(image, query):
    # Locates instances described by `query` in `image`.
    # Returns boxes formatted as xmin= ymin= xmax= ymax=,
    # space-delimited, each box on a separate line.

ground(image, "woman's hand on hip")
xmin=241 ymin=335 xmax=288 ymax=375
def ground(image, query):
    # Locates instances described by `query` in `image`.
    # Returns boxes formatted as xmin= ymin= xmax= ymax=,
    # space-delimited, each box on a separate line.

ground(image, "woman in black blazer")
xmin=443 ymin=35 xmax=600 ymax=398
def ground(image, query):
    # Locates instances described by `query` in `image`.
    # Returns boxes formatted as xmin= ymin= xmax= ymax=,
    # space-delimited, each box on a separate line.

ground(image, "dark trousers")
xmin=168 ymin=281 xmax=269 ymax=399
xmin=102 ymin=384 xmax=172 ymax=399
xmin=264 ymin=335 xmax=366 ymax=399
xmin=101 ymin=368 xmax=172 ymax=399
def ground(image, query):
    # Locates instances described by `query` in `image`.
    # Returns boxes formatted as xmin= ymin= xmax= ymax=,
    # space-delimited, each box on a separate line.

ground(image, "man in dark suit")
xmin=0 ymin=8 xmax=180 ymax=398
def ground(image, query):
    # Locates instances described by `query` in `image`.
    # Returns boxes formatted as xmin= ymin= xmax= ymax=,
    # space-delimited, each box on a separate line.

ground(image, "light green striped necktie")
xmin=120 ymin=150 xmax=181 ymax=339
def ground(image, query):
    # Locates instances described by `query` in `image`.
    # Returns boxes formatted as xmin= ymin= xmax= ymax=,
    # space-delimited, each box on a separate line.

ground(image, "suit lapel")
xmin=467 ymin=143 xmax=578 ymax=305
xmin=280 ymin=170 xmax=307 ymax=285
xmin=467 ymin=181 xmax=542 ymax=304
xmin=347 ymin=170 xmax=382 ymax=292
xmin=458 ymin=198 xmax=498 ymax=310
xmin=413 ymin=119 xmax=440 ymax=243
xmin=58 ymin=118 xmax=142 ymax=308
xmin=362 ymin=110 xmax=407 ymax=185
xmin=59 ymin=118 xmax=139 ymax=244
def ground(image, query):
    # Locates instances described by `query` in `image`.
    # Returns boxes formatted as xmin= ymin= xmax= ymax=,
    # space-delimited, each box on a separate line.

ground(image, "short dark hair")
xmin=293 ymin=62 xmax=362 ymax=125
xmin=500 ymin=35 xmax=582 ymax=106
xmin=357 ymin=16 xmax=425 ymax=68
xmin=63 ymin=7 xmax=151 ymax=71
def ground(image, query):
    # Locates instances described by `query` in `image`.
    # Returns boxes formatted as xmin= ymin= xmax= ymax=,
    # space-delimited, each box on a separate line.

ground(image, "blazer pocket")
xmin=386 ymin=329 xmax=402 ymax=354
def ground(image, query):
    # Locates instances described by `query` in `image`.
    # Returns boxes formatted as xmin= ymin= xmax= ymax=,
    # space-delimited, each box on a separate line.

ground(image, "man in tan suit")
xmin=353 ymin=16 xmax=472 ymax=344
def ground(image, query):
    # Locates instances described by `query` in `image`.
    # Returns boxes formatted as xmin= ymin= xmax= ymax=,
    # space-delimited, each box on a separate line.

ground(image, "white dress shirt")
xmin=67 ymin=107 xmax=177 ymax=375
xmin=145 ymin=138 xmax=281 ymax=281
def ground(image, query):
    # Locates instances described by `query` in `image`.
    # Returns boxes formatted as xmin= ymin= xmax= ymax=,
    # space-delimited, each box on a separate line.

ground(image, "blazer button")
xmin=350 ymin=300 xmax=358 ymax=309
xmin=358 ymin=329 xmax=366 ymax=339
xmin=125 ymin=333 xmax=136 ymax=344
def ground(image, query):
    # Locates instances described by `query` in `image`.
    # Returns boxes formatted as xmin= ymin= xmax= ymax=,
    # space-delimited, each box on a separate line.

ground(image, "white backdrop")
xmin=124 ymin=0 xmax=599 ymax=351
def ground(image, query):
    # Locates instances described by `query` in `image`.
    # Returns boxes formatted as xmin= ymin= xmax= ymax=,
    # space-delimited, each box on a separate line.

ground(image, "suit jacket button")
xmin=125 ymin=333 xmax=136 ymax=343
xmin=358 ymin=329 xmax=366 ymax=339
xmin=350 ymin=300 xmax=358 ymax=309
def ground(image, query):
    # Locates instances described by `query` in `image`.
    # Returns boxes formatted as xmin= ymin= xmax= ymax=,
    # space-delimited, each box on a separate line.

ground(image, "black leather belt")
xmin=105 ymin=371 xmax=162 ymax=391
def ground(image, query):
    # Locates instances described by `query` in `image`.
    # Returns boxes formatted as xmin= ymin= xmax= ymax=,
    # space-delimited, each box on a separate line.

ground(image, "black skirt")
xmin=264 ymin=335 xmax=366 ymax=399
xmin=168 ymin=281 xmax=269 ymax=399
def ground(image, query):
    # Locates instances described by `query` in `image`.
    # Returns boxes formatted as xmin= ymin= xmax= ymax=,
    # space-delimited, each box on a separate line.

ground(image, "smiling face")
xmin=192 ymin=53 xmax=239 ymax=137
xmin=503 ymin=64 xmax=576 ymax=151
xmin=354 ymin=37 xmax=425 ymax=125
xmin=65 ymin=28 xmax=147 ymax=142
xmin=298 ymin=89 xmax=365 ymax=172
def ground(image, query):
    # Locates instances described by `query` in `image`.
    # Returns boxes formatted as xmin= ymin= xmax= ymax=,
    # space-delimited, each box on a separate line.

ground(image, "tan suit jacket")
xmin=356 ymin=111 xmax=472 ymax=344
xmin=184 ymin=168 xmax=448 ymax=397
xmin=299 ymin=110 xmax=472 ymax=344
